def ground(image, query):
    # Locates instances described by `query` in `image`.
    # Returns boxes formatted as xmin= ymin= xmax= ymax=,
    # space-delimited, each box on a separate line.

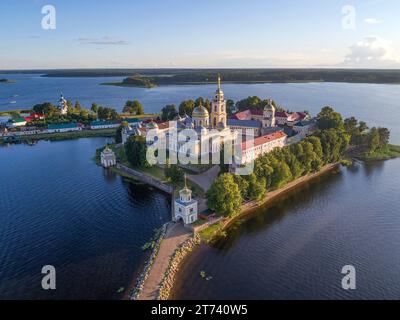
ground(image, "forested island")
xmin=0 ymin=78 xmax=15 ymax=84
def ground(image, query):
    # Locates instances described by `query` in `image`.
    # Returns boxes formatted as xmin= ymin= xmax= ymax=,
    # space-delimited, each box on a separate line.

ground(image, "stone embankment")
xmin=116 ymin=164 xmax=174 ymax=194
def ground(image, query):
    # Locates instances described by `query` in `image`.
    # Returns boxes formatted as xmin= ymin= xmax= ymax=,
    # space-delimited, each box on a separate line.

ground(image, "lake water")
xmin=171 ymin=159 xmax=400 ymax=300
xmin=1 ymin=75 xmax=400 ymax=300
xmin=0 ymin=74 xmax=399 ymax=143
xmin=0 ymin=138 xmax=171 ymax=299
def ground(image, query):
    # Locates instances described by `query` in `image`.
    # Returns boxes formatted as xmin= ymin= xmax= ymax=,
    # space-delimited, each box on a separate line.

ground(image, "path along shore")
xmin=131 ymin=162 xmax=340 ymax=300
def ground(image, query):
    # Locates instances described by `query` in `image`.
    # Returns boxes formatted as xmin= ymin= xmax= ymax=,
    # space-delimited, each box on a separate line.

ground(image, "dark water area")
xmin=0 ymin=74 xmax=399 ymax=144
xmin=0 ymin=138 xmax=171 ymax=299
xmin=172 ymin=159 xmax=400 ymax=300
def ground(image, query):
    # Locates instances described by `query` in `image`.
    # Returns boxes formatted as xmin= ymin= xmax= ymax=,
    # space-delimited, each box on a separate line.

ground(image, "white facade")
xmin=210 ymin=76 xmax=227 ymax=128
xmin=174 ymin=181 xmax=198 ymax=225
xmin=101 ymin=146 xmax=117 ymax=168
xmin=91 ymin=122 xmax=120 ymax=130
xmin=240 ymin=131 xmax=287 ymax=164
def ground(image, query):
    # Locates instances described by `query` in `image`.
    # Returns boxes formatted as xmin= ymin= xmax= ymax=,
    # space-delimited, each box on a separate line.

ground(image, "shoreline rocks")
xmin=158 ymin=233 xmax=201 ymax=300
xmin=130 ymin=223 xmax=168 ymax=300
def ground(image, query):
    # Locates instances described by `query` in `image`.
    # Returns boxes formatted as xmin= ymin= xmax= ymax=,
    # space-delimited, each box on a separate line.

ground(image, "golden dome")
xmin=192 ymin=105 xmax=209 ymax=118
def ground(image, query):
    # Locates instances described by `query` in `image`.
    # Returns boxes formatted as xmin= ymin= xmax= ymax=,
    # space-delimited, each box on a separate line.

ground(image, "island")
xmin=101 ymin=75 xmax=156 ymax=88
xmin=0 ymin=78 xmax=16 ymax=84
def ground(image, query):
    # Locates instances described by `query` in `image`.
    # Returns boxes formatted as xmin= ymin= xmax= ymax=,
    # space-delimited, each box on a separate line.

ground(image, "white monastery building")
xmin=240 ymin=131 xmax=287 ymax=164
xmin=121 ymin=76 xmax=315 ymax=165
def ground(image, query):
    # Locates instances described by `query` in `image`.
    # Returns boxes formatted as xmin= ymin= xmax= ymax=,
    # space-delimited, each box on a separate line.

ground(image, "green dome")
xmin=146 ymin=121 xmax=158 ymax=129
xmin=192 ymin=105 xmax=209 ymax=118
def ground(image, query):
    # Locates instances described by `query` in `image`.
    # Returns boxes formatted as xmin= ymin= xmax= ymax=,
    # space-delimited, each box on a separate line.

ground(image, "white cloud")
xmin=344 ymin=36 xmax=400 ymax=68
xmin=364 ymin=18 xmax=383 ymax=24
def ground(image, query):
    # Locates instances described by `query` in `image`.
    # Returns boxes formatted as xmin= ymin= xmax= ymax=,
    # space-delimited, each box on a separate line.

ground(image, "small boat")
xmin=9 ymin=101 xmax=17 ymax=104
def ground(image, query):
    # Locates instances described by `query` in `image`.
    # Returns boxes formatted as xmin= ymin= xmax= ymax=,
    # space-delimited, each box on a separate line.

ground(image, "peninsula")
xmin=91 ymin=78 xmax=399 ymax=300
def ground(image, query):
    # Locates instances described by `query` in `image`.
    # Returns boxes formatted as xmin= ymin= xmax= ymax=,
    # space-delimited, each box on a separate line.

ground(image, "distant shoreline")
xmin=2 ymin=68 xmax=400 ymax=85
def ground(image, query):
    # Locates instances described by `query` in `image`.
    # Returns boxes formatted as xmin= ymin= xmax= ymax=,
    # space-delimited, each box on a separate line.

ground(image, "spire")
xmin=217 ymin=74 xmax=221 ymax=91
xmin=184 ymin=173 xmax=187 ymax=189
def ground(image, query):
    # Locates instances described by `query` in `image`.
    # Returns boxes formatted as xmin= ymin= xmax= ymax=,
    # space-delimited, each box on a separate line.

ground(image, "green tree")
xmin=91 ymin=103 xmax=98 ymax=114
xmin=179 ymin=100 xmax=195 ymax=116
xmin=161 ymin=104 xmax=178 ymax=121
xmin=206 ymin=173 xmax=242 ymax=217
xmin=316 ymin=106 xmax=344 ymax=130
xmin=164 ymin=163 xmax=184 ymax=184
xmin=115 ymin=121 xmax=129 ymax=144
xmin=32 ymin=102 xmax=57 ymax=116
xmin=233 ymin=175 xmax=249 ymax=199
xmin=270 ymin=159 xmax=292 ymax=189
xmin=123 ymin=100 xmax=144 ymax=115
xmin=377 ymin=127 xmax=390 ymax=146
xmin=125 ymin=135 xmax=148 ymax=167
xmin=247 ymin=173 xmax=267 ymax=201
xmin=367 ymin=127 xmax=380 ymax=153
xmin=75 ymin=101 xmax=82 ymax=111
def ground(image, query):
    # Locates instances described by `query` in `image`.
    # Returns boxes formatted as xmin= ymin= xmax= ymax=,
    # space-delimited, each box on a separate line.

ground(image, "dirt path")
xmin=138 ymin=222 xmax=191 ymax=300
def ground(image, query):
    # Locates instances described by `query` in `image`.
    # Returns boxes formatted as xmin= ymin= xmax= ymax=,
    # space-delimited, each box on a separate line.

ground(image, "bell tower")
xmin=262 ymin=99 xmax=276 ymax=128
xmin=211 ymin=75 xmax=227 ymax=129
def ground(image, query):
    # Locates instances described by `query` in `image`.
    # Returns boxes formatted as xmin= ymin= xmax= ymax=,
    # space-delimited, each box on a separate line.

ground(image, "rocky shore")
xmin=158 ymin=234 xmax=201 ymax=300
xmin=130 ymin=223 xmax=168 ymax=300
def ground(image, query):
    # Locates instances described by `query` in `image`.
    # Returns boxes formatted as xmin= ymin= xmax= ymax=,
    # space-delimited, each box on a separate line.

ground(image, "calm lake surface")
xmin=0 ymin=138 xmax=171 ymax=299
xmin=0 ymin=73 xmax=399 ymax=143
xmin=171 ymin=159 xmax=400 ymax=300
xmin=1 ymin=75 xmax=400 ymax=300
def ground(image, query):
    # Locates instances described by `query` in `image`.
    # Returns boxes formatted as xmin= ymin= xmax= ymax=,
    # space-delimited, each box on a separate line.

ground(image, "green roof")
xmin=90 ymin=120 xmax=119 ymax=126
xmin=9 ymin=118 xmax=26 ymax=123
xmin=123 ymin=118 xmax=141 ymax=124
xmin=48 ymin=123 xmax=78 ymax=130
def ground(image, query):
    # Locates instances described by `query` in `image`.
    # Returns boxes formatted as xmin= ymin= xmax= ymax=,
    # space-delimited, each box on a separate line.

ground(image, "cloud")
xmin=364 ymin=18 xmax=383 ymax=24
xmin=77 ymin=36 xmax=129 ymax=46
xmin=344 ymin=36 xmax=400 ymax=68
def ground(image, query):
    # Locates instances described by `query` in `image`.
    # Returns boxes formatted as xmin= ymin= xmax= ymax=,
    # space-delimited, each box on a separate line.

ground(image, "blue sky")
xmin=0 ymin=0 xmax=399 ymax=69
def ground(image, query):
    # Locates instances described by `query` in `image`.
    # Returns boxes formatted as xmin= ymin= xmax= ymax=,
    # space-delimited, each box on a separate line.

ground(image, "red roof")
xmin=231 ymin=109 xmax=263 ymax=120
xmin=276 ymin=111 xmax=308 ymax=122
xmin=276 ymin=111 xmax=289 ymax=118
xmin=242 ymin=131 xmax=287 ymax=151
xmin=24 ymin=113 xmax=45 ymax=122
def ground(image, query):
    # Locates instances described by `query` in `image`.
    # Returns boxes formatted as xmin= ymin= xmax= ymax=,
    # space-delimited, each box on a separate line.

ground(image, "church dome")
xmin=192 ymin=105 xmax=209 ymax=118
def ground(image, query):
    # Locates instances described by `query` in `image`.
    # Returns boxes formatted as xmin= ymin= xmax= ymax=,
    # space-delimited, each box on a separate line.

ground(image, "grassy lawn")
xmin=358 ymin=144 xmax=400 ymax=161
xmin=198 ymin=221 xmax=225 ymax=243
xmin=137 ymin=166 xmax=166 ymax=181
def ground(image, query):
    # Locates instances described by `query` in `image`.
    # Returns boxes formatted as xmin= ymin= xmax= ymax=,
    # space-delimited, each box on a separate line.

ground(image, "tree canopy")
xmin=125 ymin=135 xmax=148 ymax=167
xmin=206 ymin=173 xmax=242 ymax=217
